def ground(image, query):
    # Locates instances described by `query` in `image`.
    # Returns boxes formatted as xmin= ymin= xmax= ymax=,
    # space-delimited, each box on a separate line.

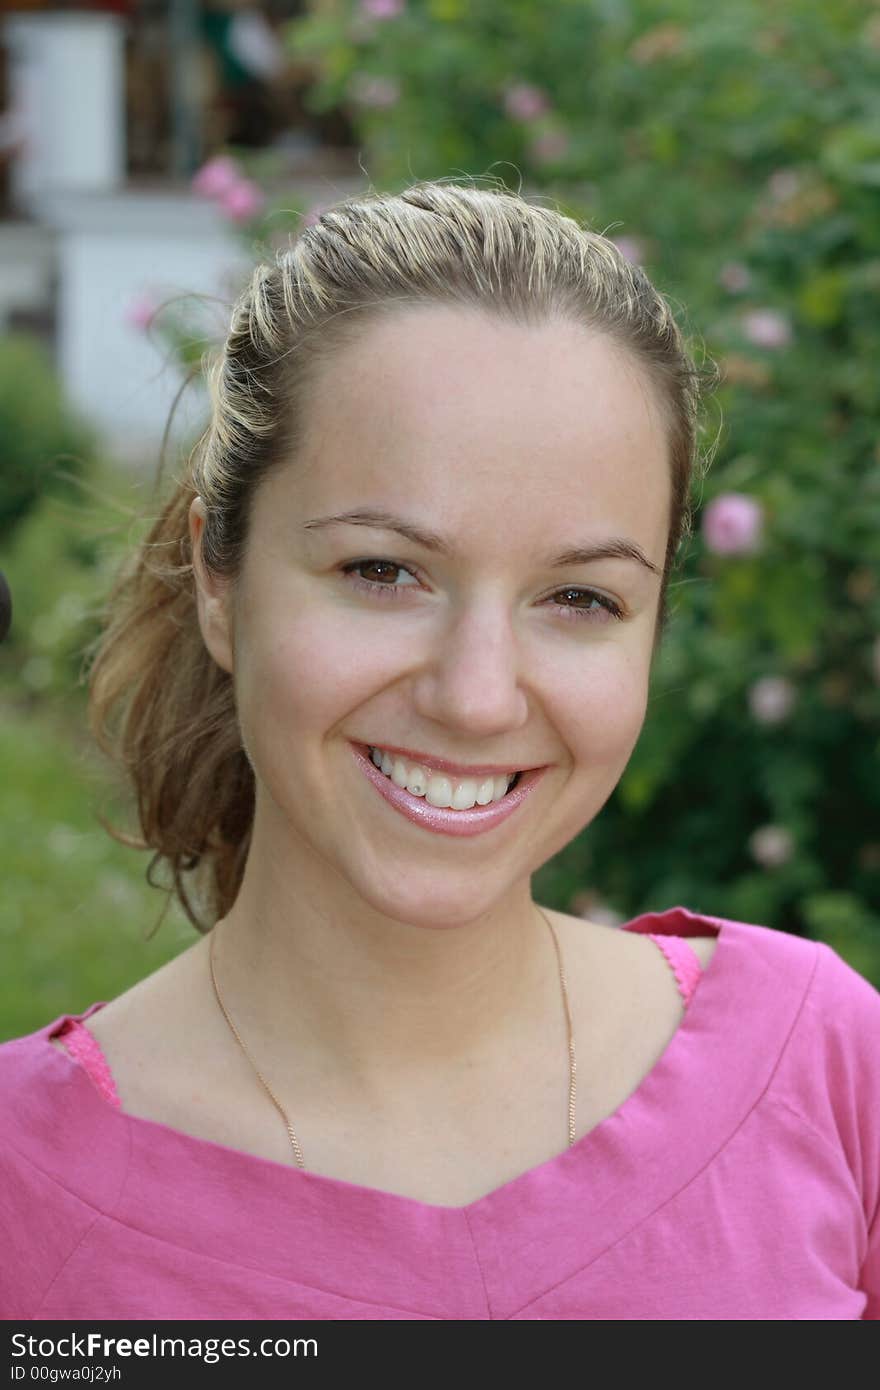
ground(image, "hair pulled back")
xmin=86 ymin=177 xmax=718 ymax=936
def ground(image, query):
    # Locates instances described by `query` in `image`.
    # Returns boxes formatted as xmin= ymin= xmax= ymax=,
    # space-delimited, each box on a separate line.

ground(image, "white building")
xmin=1 ymin=5 xmax=361 ymax=463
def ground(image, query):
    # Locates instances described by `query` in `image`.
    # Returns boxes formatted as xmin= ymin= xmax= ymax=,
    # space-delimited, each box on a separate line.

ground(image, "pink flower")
xmin=192 ymin=156 xmax=242 ymax=200
xmin=742 ymin=309 xmax=793 ymax=349
xmin=529 ymin=129 xmax=569 ymax=164
xmin=749 ymin=824 xmax=794 ymax=868
xmin=701 ymin=493 xmax=764 ymax=555
xmin=503 ymin=83 xmax=550 ymax=121
xmin=218 ymin=178 xmax=265 ymax=224
xmin=349 ymin=73 xmax=400 ymax=108
xmin=360 ymin=0 xmax=405 ymax=16
xmin=611 ymin=235 xmax=645 ymax=266
xmin=748 ymin=676 xmax=797 ymax=725
xmin=767 ymin=169 xmax=801 ymax=202
xmin=719 ymin=261 xmax=751 ymax=293
xmin=123 ymin=293 xmax=158 ymax=332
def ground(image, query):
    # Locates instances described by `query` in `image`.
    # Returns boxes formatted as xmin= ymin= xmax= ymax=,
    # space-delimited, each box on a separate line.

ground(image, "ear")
xmin=189 ymin=496 xmax=235 ymax=676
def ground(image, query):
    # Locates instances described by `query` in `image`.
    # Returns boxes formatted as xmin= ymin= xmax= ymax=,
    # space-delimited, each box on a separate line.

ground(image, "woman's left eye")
xmin=339 ymin=559 xmax=624 ymax=622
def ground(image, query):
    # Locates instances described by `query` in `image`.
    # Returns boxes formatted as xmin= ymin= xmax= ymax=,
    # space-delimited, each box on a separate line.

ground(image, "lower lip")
xmin=350 ymin=743 xmax=548 ymax=839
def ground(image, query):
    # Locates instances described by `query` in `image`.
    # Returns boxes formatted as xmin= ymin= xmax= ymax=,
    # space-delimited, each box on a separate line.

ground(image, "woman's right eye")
xmin=339 ymin=559 xmax=421 ymax=598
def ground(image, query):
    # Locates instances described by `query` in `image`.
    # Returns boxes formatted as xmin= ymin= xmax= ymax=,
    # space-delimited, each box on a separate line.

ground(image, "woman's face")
xmin=191 ymin=306 xmax=671 ymax=928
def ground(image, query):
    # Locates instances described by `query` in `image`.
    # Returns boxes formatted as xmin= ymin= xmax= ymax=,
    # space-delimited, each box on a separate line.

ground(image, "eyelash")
xmin=339 ymin=559 xmax=625 ymax=623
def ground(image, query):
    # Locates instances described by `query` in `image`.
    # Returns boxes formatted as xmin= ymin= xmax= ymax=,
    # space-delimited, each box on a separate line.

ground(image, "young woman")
xmin=2 ymin=180 xmax=877 ymax=1320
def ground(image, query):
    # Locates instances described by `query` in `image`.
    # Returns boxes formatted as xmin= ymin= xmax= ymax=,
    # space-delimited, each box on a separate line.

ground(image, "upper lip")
xmin=360 ymin=742 xmax=543 ymax=778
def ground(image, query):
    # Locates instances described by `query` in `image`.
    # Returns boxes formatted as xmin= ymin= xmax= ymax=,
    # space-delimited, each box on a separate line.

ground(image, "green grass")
xmin=0 ymin=689 xmax=195 ymax=1042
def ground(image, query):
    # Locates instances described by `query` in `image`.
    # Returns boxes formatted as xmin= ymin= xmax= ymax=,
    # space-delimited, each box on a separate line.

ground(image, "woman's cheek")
xmin=257 ymin=612 xmax=375 ymax=721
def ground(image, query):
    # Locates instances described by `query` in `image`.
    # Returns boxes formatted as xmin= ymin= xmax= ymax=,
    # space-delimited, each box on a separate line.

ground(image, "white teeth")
xmin=367 ymin=747 xmax=516 ymax=811
xmin=406 ymin=767 xmax=428 ymax=797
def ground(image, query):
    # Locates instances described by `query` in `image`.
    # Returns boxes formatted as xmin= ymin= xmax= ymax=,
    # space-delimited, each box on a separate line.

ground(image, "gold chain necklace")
xmin=208 ymin=906 xmax=577 ymax=1170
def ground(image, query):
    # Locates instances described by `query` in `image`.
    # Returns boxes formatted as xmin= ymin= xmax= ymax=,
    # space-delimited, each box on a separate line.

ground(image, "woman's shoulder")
xmin=0 ymin=1008 xmax=137 ymax=1319
xmin=794 ymin=935 xmax=880 ymax=1076
xmin=0 ymin=1007 xmax=132 ymax=1230
xmin=74 ymin=937 xmax=220 ymax=1112
xmin=564 ymin=909 xmax=719 ymax=972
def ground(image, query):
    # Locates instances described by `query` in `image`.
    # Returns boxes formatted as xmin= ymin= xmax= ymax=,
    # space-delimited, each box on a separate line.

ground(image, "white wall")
xmin=3 ymin=13 xmax=125 ymax=204
xmin=29 ymin=177 xmax=365 ymax=467
xmin=34 ymin=190 xmax=255 ymax=466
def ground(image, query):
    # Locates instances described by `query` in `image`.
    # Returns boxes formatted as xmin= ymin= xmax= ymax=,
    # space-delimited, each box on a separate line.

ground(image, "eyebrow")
xmin=302 ymin=508 xmax=662 ymax=576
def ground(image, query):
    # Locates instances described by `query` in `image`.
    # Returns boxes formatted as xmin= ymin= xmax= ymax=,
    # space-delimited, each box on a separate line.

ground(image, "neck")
xmin=203 ymin=886 xmax=560 ymax=1109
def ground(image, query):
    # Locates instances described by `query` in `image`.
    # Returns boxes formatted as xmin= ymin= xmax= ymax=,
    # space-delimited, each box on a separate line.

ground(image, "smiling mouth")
xmin=363 ymin=745 xmax=523 ymax=803
xmin=353 ymin=741 xmax=548 ymax=835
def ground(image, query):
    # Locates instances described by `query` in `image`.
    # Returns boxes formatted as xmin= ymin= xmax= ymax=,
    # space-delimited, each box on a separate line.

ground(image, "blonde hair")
xmin=86 ymin=178 xmax=719 ymax=936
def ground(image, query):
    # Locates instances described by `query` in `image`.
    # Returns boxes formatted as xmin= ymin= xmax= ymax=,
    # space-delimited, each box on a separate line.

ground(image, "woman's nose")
xmin=410 ymin=601 xmax=530 ymax=736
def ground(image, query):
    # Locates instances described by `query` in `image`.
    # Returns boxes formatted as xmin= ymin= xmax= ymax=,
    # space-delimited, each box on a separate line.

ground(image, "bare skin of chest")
xmin=52 ymin=916 xmax=717 ymax=1208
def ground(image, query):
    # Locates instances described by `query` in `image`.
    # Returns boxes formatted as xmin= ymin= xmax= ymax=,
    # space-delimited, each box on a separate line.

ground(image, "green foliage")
xmin=0 ymin=454 xmax=156 ymax=703
xmin=0 ymin=333 xmax=97 ymax=544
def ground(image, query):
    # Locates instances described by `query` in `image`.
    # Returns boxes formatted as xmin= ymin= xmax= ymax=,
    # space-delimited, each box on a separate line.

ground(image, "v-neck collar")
xmin=36 ymin=905 xmax=801 ymax=1318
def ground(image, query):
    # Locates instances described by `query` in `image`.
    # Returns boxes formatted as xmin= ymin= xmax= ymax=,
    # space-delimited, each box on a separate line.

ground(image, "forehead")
xmin=277 ymin=306 xmax=670 ymax=550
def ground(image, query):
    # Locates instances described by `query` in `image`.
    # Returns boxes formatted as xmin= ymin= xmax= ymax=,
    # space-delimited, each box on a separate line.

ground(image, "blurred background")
xmin=1 ymin=0 xmax=879 ymax=1040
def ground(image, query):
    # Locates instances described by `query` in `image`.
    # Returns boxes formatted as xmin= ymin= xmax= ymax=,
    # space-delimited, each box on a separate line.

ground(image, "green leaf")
xmin=821 ymin=123 xmax=880 ymax=187
xmin=797 ymin=268 xmax=846 ymax=326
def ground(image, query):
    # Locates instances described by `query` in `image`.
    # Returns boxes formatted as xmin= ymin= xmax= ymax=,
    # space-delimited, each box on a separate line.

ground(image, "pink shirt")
xmin=1 ymin=905 xmax=878 ymax=1320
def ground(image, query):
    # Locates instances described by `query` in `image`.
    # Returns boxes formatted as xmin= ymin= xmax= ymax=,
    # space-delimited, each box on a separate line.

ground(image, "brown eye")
xmin=549 ymin=588 xmax=624 ymax=622
xmin=341 ymin=559 xmax=420 ymax=598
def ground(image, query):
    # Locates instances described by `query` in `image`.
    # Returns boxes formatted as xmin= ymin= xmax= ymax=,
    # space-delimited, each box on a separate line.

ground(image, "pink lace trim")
xmin=646 ymin=933 xmax=703 ymax=1007
xmin=53 ymin=1017 xmax=122 ymax=1110
xmin=54 ymin=936 xmax=704 ymax=1109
